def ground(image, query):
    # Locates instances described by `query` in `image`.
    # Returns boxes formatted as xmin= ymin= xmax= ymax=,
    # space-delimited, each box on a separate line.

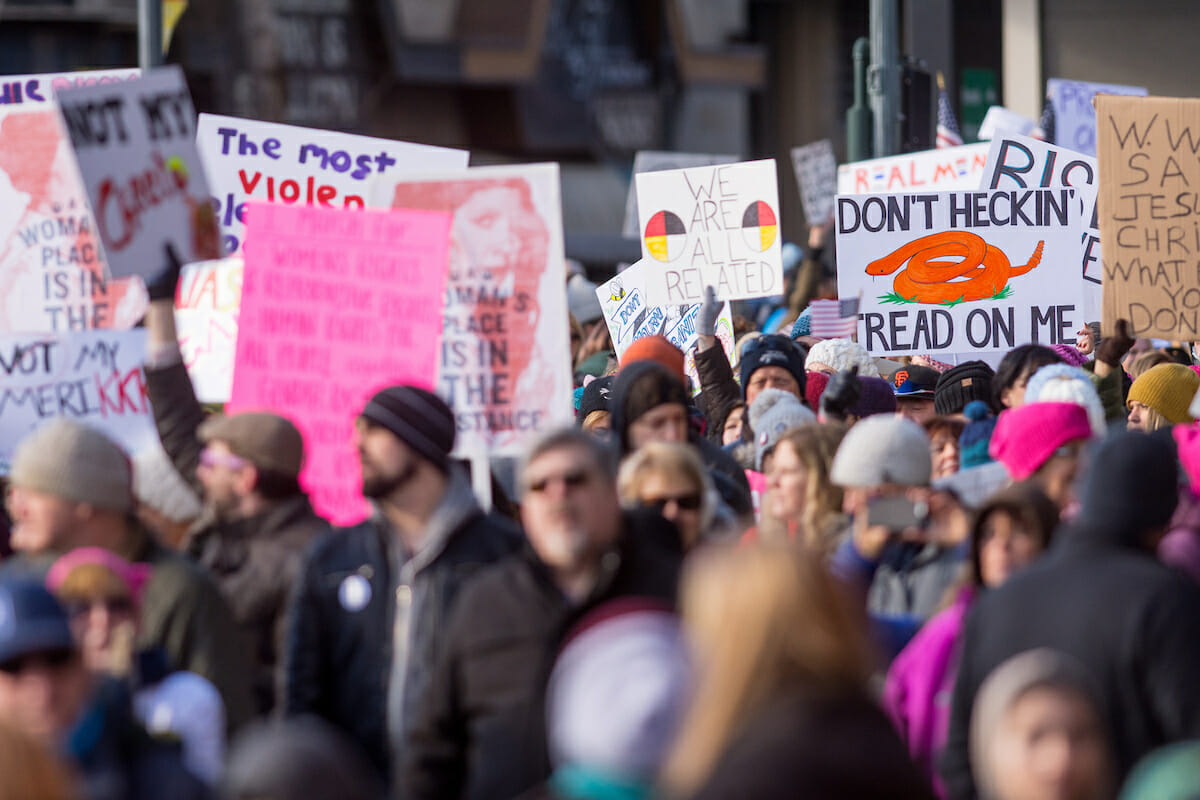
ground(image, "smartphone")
xmin=866 ymin=495 xmax=929 ymax=532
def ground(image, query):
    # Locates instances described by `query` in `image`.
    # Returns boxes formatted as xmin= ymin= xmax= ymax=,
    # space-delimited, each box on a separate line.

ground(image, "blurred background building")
xmin=2 ymin=0 xmax=1195 ymax=274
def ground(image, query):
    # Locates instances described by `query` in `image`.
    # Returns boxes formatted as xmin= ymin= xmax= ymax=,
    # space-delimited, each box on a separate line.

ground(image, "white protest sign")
xmin=196 ymin=114 xmax=469 ymax=254
xmin=0 ymin=328 xmax=158 ymax=473
xmin=790 ymin=140 xmax=837 ymax=225
xmin=595 ymin=260 xmax=737 ymax=394
xmin=174 ymin=257 xmax=241 ymax=403
xmin=56 ymin=65 xmax=222 ymax=281
xmin=977 ymin=106 xmax=1037 ymax=140
xmin=980 ymin=133 xmax=1102 ymax=321
xmin=0 ymin=69 xmax=146 ymax=333
xmin=1047 ymin=79 xmax=1147 ymax=156
xmin=635 ymin=159 xmax=783 ymax=306
xmin=837 ymin=143 xmax=991 ymax=196
xmin=836 ymin=190 xmax=1085 ymax=356
xmin=622 ymin=151 xmax=739 ymax=238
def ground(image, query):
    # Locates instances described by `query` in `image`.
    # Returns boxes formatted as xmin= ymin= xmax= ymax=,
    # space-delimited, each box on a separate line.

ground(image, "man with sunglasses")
xmin=402 ymin=428 xmax=680 ymax=800
xmin=0 ymin=578 xmax=207 ymax=799
xmin=283 ymin=385 xmax=522 ymax=788
xmin=143 ymin=267 xmax=328 ymax=717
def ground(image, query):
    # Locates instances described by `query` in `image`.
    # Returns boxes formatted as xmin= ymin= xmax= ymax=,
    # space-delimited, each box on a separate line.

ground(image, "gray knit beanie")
xmin=10 ymin=420 xmax=133 ymax=513
xmin=830 ymin=414 xmax=931 ymax=488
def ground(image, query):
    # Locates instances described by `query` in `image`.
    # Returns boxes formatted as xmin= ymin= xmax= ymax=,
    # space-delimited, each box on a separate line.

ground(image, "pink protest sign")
xmin=228 ymin=202 xmax=451 ymax=525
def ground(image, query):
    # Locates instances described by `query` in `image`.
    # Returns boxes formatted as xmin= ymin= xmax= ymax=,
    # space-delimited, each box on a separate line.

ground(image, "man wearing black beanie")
xmin=941 ymin=430 xmax=1200 ymax=799
xmin=283 ymin=385 xmax=522 ymax=787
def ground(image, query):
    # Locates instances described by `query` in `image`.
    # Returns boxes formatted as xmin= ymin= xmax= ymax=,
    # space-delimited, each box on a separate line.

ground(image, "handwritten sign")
xmin=635 ymin=159 xmax=783 ymax=306
xmin=228 ymin=203 xmax=450 ymax=524
xmin=837 ymin=143 xmax=991 ymax=195
xmin=621 ymin=151 xmax=739 ymax=238
xmin=196 ymin=114 xmax=468 ymax=254
xmin=56 ymin=65 xmax=221 ymax=281
xmin=0 ymin=329 xmax=157 ymax=474
xmin=371 ymin=163 xmax=574 ymax=456
xmin=790 ymin=140 xmax=837 ymax=226
xmin=1096 ymin=95 xmax=1200 ymax=339
xmin=1047 ymin=79 xmax=1147 ymax=156
xmin=836 ymin=190 xmax=1085 ymax=356
xmin=595 ymin=259 xmax=736 ymax=394
xmin=175 ymin=257 xmax=242 ymax=403
xmin=981 ymin=133 xmax=1102 ymax=321
xmin=0 ymin=69 xmax=144 ymax=332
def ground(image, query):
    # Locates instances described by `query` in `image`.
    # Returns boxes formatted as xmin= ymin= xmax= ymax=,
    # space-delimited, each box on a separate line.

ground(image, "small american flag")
xmin=1030 ymin=95 xmax=1055 ymax=143
xmin=809 ymin=297 xmax=860 ymax=338
xmin=936 ymin=87 xmax=963 ymax=149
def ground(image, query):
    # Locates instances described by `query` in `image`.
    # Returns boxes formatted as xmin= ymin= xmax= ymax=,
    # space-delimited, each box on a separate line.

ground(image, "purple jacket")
xmin=881 ymin=587 xmax=975 ymax=798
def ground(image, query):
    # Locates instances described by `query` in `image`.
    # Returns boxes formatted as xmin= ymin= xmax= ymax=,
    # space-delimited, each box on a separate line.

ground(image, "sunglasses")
xmin=526 ymin=469 xmax=594 ymax=494
xmin=62 ymin=596 xmax=135 ymax=618
xmin=0 ymin=649 xmax=74 ymax=676
xmin=198 ymin=448 xmax=248 ymax=471
xmin=639 ymin=493 xmax=702 ymax=513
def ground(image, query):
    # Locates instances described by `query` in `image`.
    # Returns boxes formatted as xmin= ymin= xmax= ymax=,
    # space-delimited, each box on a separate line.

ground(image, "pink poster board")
xmin=228 ymin=202 xmax=451 ymax=524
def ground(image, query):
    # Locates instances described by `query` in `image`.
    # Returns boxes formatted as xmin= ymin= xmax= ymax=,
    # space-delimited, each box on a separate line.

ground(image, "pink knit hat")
xmin=45 ymin=547 xmax=153 ymax=605
xmin=988 ymin=402 xmax=1093 ymax=480
xmin=1175 ymin=425 xmax=1200 ymax=496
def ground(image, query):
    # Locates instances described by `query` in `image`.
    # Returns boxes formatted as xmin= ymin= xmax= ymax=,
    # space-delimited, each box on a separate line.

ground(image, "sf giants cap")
xmin=893 ymin=365 xmax=940 ymax=400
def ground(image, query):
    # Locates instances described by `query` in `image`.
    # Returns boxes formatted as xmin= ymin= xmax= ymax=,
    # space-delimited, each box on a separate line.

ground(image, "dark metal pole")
xmin=139 ymin=0 xmax=163 ymax=69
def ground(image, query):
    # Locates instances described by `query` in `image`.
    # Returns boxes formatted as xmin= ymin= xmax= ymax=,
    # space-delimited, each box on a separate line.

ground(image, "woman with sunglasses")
xmin=617 ymin=443 xmax=724 ymax=551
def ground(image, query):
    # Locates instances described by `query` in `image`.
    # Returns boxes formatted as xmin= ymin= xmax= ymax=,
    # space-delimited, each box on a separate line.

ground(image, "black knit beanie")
xmin=610 ymin=361 xmax=691 ymax=453
xmin=935 ymin=360 xmax=996 ymax=415
xmin=1074 ymin=429 xmax=1178 ymax=547
xmin=577 ymin=376 xmax=615 ymax=424
xmin=739 ymin=334 xmax=807 ymax=401
xmin=360 ymin=385 xmax=456 ymax=471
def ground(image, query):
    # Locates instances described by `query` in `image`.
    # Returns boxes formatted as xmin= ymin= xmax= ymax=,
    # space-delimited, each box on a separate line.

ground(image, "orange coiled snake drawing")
xmin=866 ymin=232 xmax=1044 ymax=306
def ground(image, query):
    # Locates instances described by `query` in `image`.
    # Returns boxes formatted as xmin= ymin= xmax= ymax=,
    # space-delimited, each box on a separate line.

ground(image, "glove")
xmin=1094 ymin=319 xmax=1134 ymax=368
xmin=145 ymin=243 xmax=183 ymax=302
xmin=820 ymin=366 xmax=860 ymax=420
xmin=697 ymin=285 xmax=721 ymax=337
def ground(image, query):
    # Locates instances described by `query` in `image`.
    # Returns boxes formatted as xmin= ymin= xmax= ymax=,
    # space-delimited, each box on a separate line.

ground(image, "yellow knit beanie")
xmin=1127 ymin=363 xmax=1200 ymax=424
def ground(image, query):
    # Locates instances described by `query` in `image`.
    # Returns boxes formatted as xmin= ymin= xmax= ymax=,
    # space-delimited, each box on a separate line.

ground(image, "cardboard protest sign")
xmin=174 ymin=257 xmax=242 ymax=403
xmin=0 ymin=329 xmax=157 ymax=473
xmin=196 ymin=114 xmax=469 ymax=254
xmin=977 ymin=106 xmax=1037 ymax=141
xmin=1048 ymin=79 xmax=1147 ymax=156
xmin=790 ymin=140 xmax=837 ymax=226
xmin=1095 ymin=95 xmax=1200 ymax=339
xmin=56 ymin=65 xmax=222 ymax=281
xmin=595 ymin=260 xmax=736 ymax=394
xmin=837 ymin=143 xmax=991 ymax=195
xmin=0 ymin=69 xmax=145 ymax=333
xmin=622 ymin=151 xmax=739 ymax=238
xmin=228 ymin=203 xmax=451 ymax=524
xmin=371 ymin=163 xmax=574 ymax=456
xmin=981 ymin=133 xmax=1102 ymax=321
xmin=635 ymin=159 xmax=784 ymax=307
xmin=836 ymin=189 xmax=1085 ymax=356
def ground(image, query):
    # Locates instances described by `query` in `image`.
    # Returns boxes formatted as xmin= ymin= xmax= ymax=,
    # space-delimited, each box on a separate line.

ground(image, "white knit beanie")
xmin=1024 ymin=364 xmax=1107 ymax=436
xmin=804 ymin=338 xmax=881 ymax=378
xmin=749 ymin=388 xmax=817 ymax=470
xmin=830 ymin=414 xmax=931 ymax=488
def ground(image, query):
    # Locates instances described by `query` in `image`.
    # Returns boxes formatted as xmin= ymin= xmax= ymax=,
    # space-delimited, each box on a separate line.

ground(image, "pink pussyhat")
xmin=988 ymin=402 xmax=1094 ymax=481
xmin=45 ymin=547 xmax=153 ymax=605
xmin=1174 ymin=425 xmax=1200 ymax=497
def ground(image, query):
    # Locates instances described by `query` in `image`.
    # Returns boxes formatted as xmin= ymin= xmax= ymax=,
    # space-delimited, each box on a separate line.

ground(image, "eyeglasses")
xmin=62 ymin=596 xmax=135 ymax=619
xmin=639 ymin=493 xmax=703 ymax=513
xmin=198 ymin=448 xmax=248 ymax=471
xmin=526 ymin=469 xmax=594 ymax=494
xmin=0 ymin=649 xmax=74 ymax=676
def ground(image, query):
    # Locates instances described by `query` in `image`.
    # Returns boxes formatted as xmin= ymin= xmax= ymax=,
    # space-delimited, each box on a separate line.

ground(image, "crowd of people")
xmin=5 ymin=245 xmax=1200 ymax=800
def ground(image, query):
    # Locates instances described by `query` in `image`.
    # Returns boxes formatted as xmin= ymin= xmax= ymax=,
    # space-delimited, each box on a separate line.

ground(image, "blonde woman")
xmin=661 ymin=545 xmax=934 ymax=800
xmin=1126 ymin=363 xmax=1200 ymax=432
xmin=748 ymin=424 xmax=847 ymax=554
xmin=618 ymin=442 xmax=720 ymax=550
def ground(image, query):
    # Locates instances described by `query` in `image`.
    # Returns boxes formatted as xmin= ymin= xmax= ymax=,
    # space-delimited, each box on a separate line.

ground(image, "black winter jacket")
xmin=400 ymin=509 xmax=682 ymax=800
xmin=282 ymin=471 xmax=522 ymax=782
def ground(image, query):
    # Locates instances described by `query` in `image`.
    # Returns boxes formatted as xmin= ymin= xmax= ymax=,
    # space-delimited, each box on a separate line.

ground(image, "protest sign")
xmin=595 ymin=259 xmax=736 ymax=394
xmin=0 ymin=329 xmax=157 ymax=473
xmin=371 ymin=163 xmax=574 ymax=457
xmin=228 ymin=203 xmax=451 ymax=525
xmin=0 ymin=69 xmax=145 ymax=333
xmin=1047 ymin=79 xmax=1147 ymax=156
xmin=837 ymin=143 xmax=991 ymax=195
xmin=1095 ymin=95 xmax=1200 ymax=339
xmin=836 ymin=189 xmax=1085 ymax=356
xmin=196 ymin=114 xmax=468 ymax=254
xmin=622 ymin=151 xmax=739 ymax=238
xmin=635 ymin=159 xmax=783 ymax=307
xmin=977 ymin=106 xmax=1037 ymax=141
xmin=174 ymin=257 xmax=242 ymax=403
xmin=790 ymin=140 xmax=837 ymax=226
xmin=56 ymin=65 xmax=222 ymax=282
